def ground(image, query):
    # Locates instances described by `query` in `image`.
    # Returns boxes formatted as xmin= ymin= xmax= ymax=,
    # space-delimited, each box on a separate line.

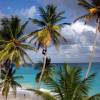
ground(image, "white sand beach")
xmin=0 ymin=88 xmax=44 ymax=100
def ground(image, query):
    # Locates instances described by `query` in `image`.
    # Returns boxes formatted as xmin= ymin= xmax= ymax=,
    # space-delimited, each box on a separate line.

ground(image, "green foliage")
xmin=27 ymin=65 xmax=100 ymax=100
xmin=0 ymin=16 xmax=35 ymax=67
xmin=74 ymin=0 xmax=100 ymax=79
xmin=0 ymin=16 xmax=28 ymax=40
xmin=44 ymin=64 xmax=100 ymax=100
xmin=0 ymin=61 xmax=23 ymax=98
xmin=87 ymin=94 xmax=100 ymax=100
xmin=26 ymin=4 xmax=70 ymax=50
xmin=35 ymin=58 xmax=55 ymax=83
xmin=74 ymin=0 xmax=100 ymax=27
xmin=27 ymin=89 xmax=56 ymax=100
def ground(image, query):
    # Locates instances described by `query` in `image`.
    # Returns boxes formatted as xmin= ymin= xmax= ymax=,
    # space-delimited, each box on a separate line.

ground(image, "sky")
xmin=0 ymin=0 xmax=100 ymax=63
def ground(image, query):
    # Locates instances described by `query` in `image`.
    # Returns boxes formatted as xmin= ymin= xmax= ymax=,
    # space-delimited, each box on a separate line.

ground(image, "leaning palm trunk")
xmin=85 ymin=18 xmax=100 ymax=78
xmin=1 ymin=59 xmax=11 ymax=99
xmin=36 ymin=50 xmax=47 ymax=89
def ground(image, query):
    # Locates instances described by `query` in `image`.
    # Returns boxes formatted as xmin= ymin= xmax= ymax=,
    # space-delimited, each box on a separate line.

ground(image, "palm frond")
xmin=91 ymin=0 xmax=100 ymax=6
xmin=11 ymin=85 xmax=16 ymax=97
xmin=87 ymin=94 xmax=100 ymax=100
xmin=19 ymin=29 xmax=42 ymax=41
xmin=58 ymin=22 xmax=71 ymax=27
xmin=44 ymin=64 xmax=97 ymax=100
xmin=36 ymin=72 xmax=41 ymax=82
xmin=20 ymin=44 xmax=36 ymax=51
xmin=12 ymin=81 xmax=22 ymax=88
xmin=2 ymin=81 xmax=10 ymax=98
xmin=78 ymin=0 xmax=94 ymax=9
xmin=20 ymin=48 xmax=34 ymax=65
xmin=74 ymin=13 xmax=90 ymax=23
xmin=0 ymin=65 xmax=23 ymax=98
xmin=53 ymin=30 xmax=67 ymax=43
xmin=39 ymin=6 xmax=47 ymax=22
xmin=82 ymin=73 xmax=96 ymax=87
xmin=55 ymin=11 xmax=65 ymax=19
xmin=17 ymin=20 xmax=29 ymax=39
xmin=27 ymin=89 xmax=56 ymax=100
xmin=30 ymin=18 xmax=46 ymax=27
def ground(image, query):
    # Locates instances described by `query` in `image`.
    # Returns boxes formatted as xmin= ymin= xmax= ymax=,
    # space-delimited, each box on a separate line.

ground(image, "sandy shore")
xmin=0 ymin=88 xmax=43 ymax=100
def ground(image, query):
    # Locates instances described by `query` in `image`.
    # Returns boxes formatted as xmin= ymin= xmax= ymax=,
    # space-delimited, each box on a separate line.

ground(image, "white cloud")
xmin=14 ymin=0 xmax=100 ymax=63
xmin=71 ymin=21 xmax=95 ymax=34
xmin=61 ymin=21 xmax=96 ymax=45
xmin=20 ymin=6 xmax=36 ymax=18
xmin=36 ymin=21 xmax=99 ymax=63
xmin=25 ymin=20 xmax=100 ymax=63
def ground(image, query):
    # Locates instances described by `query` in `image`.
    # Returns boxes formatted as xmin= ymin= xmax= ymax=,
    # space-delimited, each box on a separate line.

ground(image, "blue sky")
xmin=0 ymin=0 xmax=38 ymax=17
xmin=0 ymin=0 xmax=100 ymax=63
xmin=0 ymin=0 xmax=39 ymax=11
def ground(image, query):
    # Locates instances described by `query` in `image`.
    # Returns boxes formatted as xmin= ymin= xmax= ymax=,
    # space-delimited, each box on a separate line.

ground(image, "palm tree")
xmin=45 ymin=64 xmax=100 ymax=100
xmin=25 ymin=4 xmax=70 ymax=88
xmin=0 ymin=16 xmax=35 ymax=67
xmin=0 ymin=60 xmax=23 ymax=99
xmin=35 ymin=57 xmax=55 ymax=83
xmin=27 ymin=64 xmax=100 ymax=100
xmin=74 ymin=0 xmax=100 ymax=78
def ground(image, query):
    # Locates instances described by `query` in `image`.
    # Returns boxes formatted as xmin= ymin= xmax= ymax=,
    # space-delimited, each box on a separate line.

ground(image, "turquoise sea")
xmin=15 ymin=63 xmax=100 ymax=96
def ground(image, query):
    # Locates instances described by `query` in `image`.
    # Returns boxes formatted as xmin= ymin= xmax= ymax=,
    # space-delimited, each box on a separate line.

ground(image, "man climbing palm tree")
xmin=26 ymin=4 xmax=70 ymax=89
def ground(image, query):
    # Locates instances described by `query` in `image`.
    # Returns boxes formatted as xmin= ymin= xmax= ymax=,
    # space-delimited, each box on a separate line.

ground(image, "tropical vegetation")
xmin=35 ymin=57 xmax=55 ymax=83
xmin=0 ymin=16 xmax=35 ymax=67
xmin=31 ymin=64 xmax=100 ymax=100
xmin=74 ymin=0 xmax=100 ymax=78
xmin=26 ymin=4 xmax=70 ymax=88
xmin=0 ymin=59 xmax=23 ymax=98
xmin=0 ymin=2 xmax=99 ymax=100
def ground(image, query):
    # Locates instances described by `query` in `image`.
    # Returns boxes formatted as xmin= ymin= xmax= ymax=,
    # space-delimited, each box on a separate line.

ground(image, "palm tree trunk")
xmin=85 ymin=18 xmax=100 ymax=78
xmin=36 ymin=49 xmax=47 ymax=89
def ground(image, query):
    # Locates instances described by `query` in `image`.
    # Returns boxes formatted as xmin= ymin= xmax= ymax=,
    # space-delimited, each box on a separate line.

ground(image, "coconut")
xmin=89 ymin=8 xmax=97 ymax=14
